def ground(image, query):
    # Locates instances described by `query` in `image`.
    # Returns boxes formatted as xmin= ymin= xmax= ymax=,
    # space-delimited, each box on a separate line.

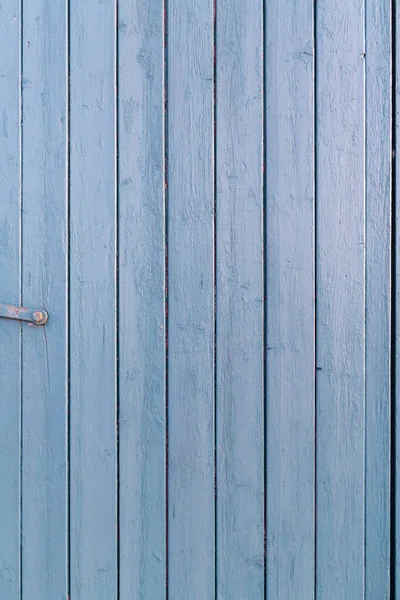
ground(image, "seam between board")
xmin=313 ymin=0 xmax=318 ymax=597
xmin=213 ymin=0 xmax=218 ymax=597
xmin=262 ymin=0 xmax=267 ymax=597
xmin=363 ymin=0 xmax=367 ymax=595
xmin=66 ymin=0 xmax=71 ymax=596
xmin=163 ymin=1 xmax=169 ymax=596
xmin=391 ymin=0 xmax=397 ymax=595
xmin=115 ymin=0 xmax=120 ymax=596
xmin=19 ymin=0 xmax=24 ymax=595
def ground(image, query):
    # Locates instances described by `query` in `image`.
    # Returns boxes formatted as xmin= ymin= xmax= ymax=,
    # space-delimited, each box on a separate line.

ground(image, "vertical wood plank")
xmin=315 ymin=0 xmax=366 ymax=597
xmin=118 ymin=0 xmax=166 ymax=597
xmin=365 ymin=0 xmax=391 ymax=597
xmin=69 ymin=0 xmax=117 ymax=597
xmin=215 ymin=2 xmax=264 ymax=598
xmin=167 ymin=0 xmax=215 ymax=596
xmin=20 ymin=0 xmax=68 ymax=596
xmin=0 ymin=2 xmax=21 ymax=597
xmin=265 ymin=0 xmax=315 ymax=596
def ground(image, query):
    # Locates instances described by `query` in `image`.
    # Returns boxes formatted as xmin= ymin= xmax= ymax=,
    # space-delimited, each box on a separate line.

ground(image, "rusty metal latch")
xmin=0 ymin=303 xmax=48 ymax=326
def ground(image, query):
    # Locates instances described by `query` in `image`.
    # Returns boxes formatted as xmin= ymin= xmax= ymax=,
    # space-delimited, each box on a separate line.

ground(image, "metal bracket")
xmin=0 ymin=303 xmax=48 ymax=326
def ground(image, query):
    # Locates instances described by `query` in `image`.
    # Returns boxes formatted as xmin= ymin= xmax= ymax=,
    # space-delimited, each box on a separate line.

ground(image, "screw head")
xmin=32 ymin=310 xmax=45 ymax=324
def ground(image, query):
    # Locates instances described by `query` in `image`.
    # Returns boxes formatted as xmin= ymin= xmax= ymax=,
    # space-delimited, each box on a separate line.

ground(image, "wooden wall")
xmin=0 ymin=0 xmax=394 ymax=598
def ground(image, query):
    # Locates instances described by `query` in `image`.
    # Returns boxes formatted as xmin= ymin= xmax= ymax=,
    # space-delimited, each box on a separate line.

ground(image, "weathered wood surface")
xmin=265 ymin=0 xmax=315 ymax=597
xmin=315 ymin=0 xmax=366 ymax=597
xmin=365 ymin=1 xmax=392 ymax=598
xmin=21 ymin=0 xmax=68 ymax=597
xmin=69 ymin=0 xmax=118 ymax=597
xmin=215 ymin=1 xmax=264 ymax=598
xmin=118 ymin=0 xmax=166 ymax=597
xmin=0 ymin=0 xmax=394 ymax=598
xmin=0 ymin=2 xmax=21 ymax=597
xmin=167 ymin=1 xmax=215 ymax=597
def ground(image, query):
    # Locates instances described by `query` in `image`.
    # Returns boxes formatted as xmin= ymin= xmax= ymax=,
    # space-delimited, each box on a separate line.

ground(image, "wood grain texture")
xmin=0 ymin=2 xmax=21 ymax=597
xmin=20 ymin=0 xmax=68 ymax=596
xmin=167 ymin=0 xmax=215 ymax=596
xmin=315 ymin=0 xmax=366 ymax=597
xmin=215 ymin=2 xmax=264 ymax=598
xmin=0 ymin=1 xmax=397 ymax=597
xmin=69 ymin=0 xmax=117 ymax=597
xmin=265 ymin=0 xmax=315 ymax=596
xmin=118 ymin=0 xmax=166 ymax=597
xmin=365 ymin=0 xmax=391 ymax=597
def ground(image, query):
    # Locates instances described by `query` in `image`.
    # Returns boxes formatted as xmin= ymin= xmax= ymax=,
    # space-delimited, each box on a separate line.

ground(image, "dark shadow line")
xmin=115 ymin=0 xmax=120 ymax=596
xmin=164 ymin=1 xmax=169 ymax=597
xmin=313 ymin=0 xmax=318 ymax=597
xmin=213 ymin=0 xmax=218 ymax=598
xmin=262 ymin=0 xmax=267 ymax=597
xmin=19 ymin=0 xmax=24 ymax=594
xmin=391 ymin=0 xmax=397 ymax=595
xmin=66 ymin=0 xmax=71 ymax=596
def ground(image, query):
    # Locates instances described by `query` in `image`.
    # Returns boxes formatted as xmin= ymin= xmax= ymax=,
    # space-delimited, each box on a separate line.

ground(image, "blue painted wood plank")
xmin=69 ymin=0 xmax=117 ymax=597
xmin=215 ymin=2 xmax=264 ymax=598
xmin=365 ymin=1 xmax=391 ymax=597
xmin=315 ymin=1 xmax=366 ymax=597
xmin=265 ymin=0 xmax=315 ymax=596
xmin=167 ymin=0 xmax=215 ymax=596
xmin=0 ymin=3 xmax=21 ymax=597
xmin=118 ymin=1 xmax=166 ymax=597
xmin=20 ymin=0 xmax=68 ymax=596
